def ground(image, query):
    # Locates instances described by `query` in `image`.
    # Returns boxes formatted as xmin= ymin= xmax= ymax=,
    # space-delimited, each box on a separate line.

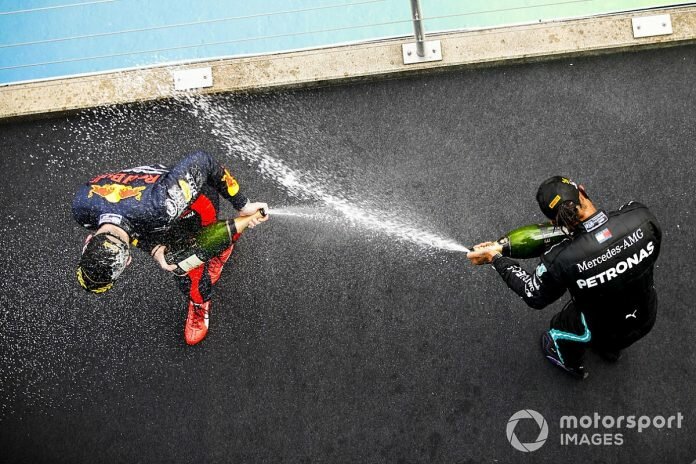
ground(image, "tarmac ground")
xmin=0 ymin=44 xmax=694 ymax=463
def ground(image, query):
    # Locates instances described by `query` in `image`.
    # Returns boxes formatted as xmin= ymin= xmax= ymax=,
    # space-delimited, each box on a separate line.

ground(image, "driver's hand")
xmin=151 ymin=245 xmax=178 ymax=272
xmin=471 ymin=241 xmax=497 ymax=251
xmin=467 ymin=242 xmax=503 ymax=265
xmin=239 ymin=201 xmax=270 ymax=229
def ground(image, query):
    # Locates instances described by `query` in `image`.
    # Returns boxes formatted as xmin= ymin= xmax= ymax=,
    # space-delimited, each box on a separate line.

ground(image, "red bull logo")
xmin=88 ymin=183 xmax=147 ymax=203
xmin=90 ymin=172 xmax=161 ymax=184
xmin=221 ymin=169 xmax=240 ymax=196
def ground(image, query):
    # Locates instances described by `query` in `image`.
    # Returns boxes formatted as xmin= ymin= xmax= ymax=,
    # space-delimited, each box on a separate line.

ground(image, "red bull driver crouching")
xmin=467 ymin=177 xmax=662 ymax=379
xmin=72 ymin=151 xmax=269 ymax=345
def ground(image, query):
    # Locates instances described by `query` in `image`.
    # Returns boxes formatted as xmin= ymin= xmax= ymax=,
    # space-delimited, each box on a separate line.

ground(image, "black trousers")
xmin=548 ymin=289 xmax=657 ymax=367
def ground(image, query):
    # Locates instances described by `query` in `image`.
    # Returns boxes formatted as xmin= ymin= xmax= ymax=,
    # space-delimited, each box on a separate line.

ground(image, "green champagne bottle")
xmin=475 ymin=223 xmax=567 ymax=259
xmin=165 ymin=208 xmax=267 ymax=276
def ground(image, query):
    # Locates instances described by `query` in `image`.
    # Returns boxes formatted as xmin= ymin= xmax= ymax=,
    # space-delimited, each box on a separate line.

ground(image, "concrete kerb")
xmin=1 ymin=5 xmax=695 ymax=122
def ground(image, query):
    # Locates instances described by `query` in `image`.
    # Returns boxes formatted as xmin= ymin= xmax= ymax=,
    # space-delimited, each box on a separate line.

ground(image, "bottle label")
xmin=534 ymin=228 xmax=567 ymax=240
xmin=178 ymin=254 xmax=205 ymax=272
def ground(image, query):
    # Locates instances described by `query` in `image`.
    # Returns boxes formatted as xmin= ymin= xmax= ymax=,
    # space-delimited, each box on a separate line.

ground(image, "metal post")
xmin=409 ymin=0 xmax=425 ymax=57
xmin=402 ymin=0 xmax=442 ymax=65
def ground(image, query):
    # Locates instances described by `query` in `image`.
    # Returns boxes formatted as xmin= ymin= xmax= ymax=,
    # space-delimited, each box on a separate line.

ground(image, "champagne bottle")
xmin=475 ymin=223 xmax=567 ymax=259
xmin=165 ymin=208 xmax=267 ymax=276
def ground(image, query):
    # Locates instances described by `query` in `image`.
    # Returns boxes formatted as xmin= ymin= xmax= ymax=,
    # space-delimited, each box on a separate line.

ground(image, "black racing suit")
xmin=492 ymin=202 xmax=662 ymax=367
xmin=72 ymin=151 xmax=249 ymax=304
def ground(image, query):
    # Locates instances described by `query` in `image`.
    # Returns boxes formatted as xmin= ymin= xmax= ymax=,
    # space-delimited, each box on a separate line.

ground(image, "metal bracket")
xmin=402 ymin=40 xmax=442 ymax=65
xmin=172 ymin=67 xmax=213 ymax=91
xmin=631 ymin=14 xmax=672 ymax=39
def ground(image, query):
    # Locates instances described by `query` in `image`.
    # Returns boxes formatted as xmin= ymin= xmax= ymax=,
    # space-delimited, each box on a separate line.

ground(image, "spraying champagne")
xmin=473 ymin=223 xmax=567 ymax=259
xmin=165 ymin=208 xmax=267 ymax=276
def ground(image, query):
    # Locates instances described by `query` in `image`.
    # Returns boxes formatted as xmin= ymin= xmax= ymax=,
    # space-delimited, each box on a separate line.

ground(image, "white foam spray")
xmin=180 ymin=94 xmax=469 ymax=253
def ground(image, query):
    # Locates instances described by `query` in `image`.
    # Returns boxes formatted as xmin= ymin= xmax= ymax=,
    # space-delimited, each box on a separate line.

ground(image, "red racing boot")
xmin=185 ymin=300 xmax=211 ymax=345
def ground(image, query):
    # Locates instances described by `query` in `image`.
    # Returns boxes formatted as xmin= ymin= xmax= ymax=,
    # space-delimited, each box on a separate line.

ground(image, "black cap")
xmin=536 ymin=176 xmax=580 ymax=220
xmin=76 ymin=233 xmax=129 ymax=293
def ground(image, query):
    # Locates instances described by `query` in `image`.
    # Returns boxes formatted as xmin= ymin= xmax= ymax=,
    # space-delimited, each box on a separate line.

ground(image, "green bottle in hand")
xmin=474 ymin=223 xmax=567 ymax=259
xmin=165 ymin=208 xmax=267 ymax=276
xmin=498 ymin=223 xmax=567 ymax=259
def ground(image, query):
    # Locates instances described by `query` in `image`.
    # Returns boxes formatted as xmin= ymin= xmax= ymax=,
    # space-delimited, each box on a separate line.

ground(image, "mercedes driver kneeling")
xmin=467 ymin=176 xmax=662 ymax=379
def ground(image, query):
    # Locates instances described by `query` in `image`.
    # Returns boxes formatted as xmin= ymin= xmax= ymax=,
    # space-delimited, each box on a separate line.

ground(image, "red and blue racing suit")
xmin=72 ymin=151 xmax=248 ymax=304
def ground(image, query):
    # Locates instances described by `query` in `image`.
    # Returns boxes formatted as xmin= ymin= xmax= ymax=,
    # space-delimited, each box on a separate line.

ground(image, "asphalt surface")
xmin=1 ymin=44 xmax=695 ymax=463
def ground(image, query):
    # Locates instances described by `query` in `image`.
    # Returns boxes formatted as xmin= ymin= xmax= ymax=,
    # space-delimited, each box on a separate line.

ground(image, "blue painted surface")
xmin=0 ymin=0 xmax=687 ymax=85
